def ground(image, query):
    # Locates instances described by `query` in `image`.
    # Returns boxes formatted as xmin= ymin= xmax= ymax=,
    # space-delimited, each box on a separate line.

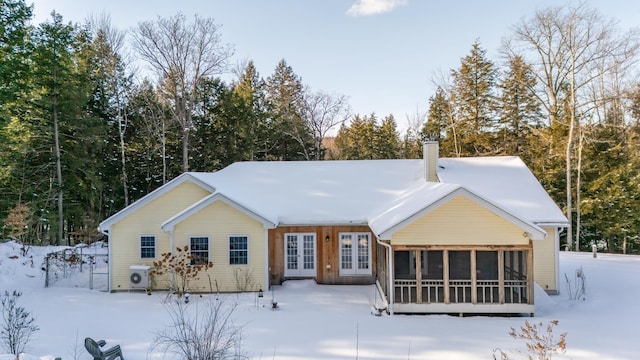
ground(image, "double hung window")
xmin=140 ymin=236 xmax=156 ymax=259
xmin=190 ymin=237 xmax=209 ymax=265
xmin=229 ymin=236 xmax=248 ymax=265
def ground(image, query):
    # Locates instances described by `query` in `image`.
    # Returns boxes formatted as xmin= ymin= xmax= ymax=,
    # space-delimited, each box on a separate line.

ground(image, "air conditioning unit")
xmin=129 ymin=265 xmax=151 ymax=290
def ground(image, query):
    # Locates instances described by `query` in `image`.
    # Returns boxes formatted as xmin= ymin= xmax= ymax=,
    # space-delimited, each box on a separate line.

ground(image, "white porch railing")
xmin=505 ymin=280 xmax=529 ymax=304
xmin=477 ymin=280 xmax=499 ymax=303
xmin=394 ymin=279 xmax=417 ymax=303
xmin=394 ymin=279 xmax=529 ymax=304
xmin=421 ymin=279 xmax=445 ymax=303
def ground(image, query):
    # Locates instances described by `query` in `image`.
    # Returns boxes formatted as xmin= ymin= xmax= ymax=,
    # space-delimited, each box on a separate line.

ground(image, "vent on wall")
xmin=129 ymin=265 xmax=151 ymax=290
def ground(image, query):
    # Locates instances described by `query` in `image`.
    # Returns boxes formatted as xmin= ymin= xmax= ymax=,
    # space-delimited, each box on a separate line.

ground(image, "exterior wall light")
xmin=325 ymin=235 xmax=330 ymax=243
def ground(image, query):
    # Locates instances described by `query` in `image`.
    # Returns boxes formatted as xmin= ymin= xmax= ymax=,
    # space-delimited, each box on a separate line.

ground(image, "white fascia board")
xmin=98 ymin=173 xmax=216 ymax=231
xmin=534 ymin=222 xmax=569 ymax=228
xmin=277 ymin=220 xmax=369 ymax=227
xmin=161 ymin=192 xmax=276 ymax=232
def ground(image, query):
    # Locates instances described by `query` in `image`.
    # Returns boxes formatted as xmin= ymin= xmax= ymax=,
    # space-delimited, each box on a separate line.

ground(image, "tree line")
xmin=1 ymin=1 xmax=639 ymax=253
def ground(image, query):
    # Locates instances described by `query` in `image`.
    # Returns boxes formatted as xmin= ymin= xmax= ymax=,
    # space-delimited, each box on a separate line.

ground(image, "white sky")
xmin=29 ymin=0 xmax=640 ymax=129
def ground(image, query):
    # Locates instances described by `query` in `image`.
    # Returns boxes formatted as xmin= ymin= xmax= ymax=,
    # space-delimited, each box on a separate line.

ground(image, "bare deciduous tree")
xmin=89 ymin=13 xmax=133 ymax=206
xmin=152 ymin=296 xmax=246 ymax=360
xmin=503 ymin=3 xmax=640 ymax=250
xmin=303 ymin=88 xmax=351 ymax=160
xmin=132 ymin=12 xmax=233 ymax=172
xmin=0 ymin=290 xmax=39 ymax=357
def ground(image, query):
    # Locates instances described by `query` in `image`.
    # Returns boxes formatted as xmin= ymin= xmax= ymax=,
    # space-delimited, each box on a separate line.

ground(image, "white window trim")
xmin=228 ymin=234 xmax=249 ymax=266
xmin=189 ymin=235 xmax=210 ymax=264
xmin=139 ymin=234 xmax=156 ymax=259
xmin=338 ymin=232 xmax=372 ymax=276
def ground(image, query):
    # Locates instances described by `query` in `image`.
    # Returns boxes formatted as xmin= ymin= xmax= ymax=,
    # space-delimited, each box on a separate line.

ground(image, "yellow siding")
xmin=533 ymin=226 xmax=558 ymax=292
xmin=393 ymin=195 xmax=529 ymax=246
xmin=110 ymin=180 xmax=210 ymax=291
xmin=172 ymin=200 xmax=266 ymax=293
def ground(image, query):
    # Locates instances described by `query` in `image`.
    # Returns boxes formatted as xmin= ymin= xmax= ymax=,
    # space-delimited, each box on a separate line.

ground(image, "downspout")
xmin=168 ymin=229 xmax=175 ymax=291
xmin=264 ymin=228 xmax=270 ymax=291
xmin=98 ymin=226 xmax=112 ymax=292
xmin=375 ymin=236 xmax=394 ymax=315
xmin=554 ymin=227 xmax=560 ymax=294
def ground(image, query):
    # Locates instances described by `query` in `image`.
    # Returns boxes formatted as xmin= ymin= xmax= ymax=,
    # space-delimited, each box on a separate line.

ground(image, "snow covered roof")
xmin=186 ymin=157 xmax=566 ymax=236
xmin=189 ymin=160 xmax=425 ymax=227
xmin=437 ymin=156 xmax=568 ymax=225
xmin=100 ymin=156 xmax=567 ymax=236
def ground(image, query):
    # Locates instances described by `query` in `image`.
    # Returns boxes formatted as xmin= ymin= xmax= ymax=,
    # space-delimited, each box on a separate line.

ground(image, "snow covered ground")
xmin=0 ymin=240 xmax=638 ymax=359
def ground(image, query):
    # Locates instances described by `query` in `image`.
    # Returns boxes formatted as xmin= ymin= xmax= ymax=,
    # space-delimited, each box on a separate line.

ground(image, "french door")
xmin=339 ymin=232 xmax=372 ymax=275
xmin=284 ymin=233 xmax=317 ymax=277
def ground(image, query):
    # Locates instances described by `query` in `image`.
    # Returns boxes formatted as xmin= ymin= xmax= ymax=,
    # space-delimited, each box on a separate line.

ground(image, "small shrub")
xmin=151 ymin=246 xmax=213 ymax=295
xmin=3 ymin=203 xmax=30 ymax=243
xmin=565 ymin=267 xmax=586 ymax=301
xmin=233 ymin=268 xmax=257 ymax=292
xmin=495 ymin=320 xmax=567 ymax=360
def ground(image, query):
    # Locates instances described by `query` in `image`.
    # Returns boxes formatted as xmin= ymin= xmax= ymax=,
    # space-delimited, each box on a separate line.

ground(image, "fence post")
xmin=45 ymin=255 xmax=49 ymax=288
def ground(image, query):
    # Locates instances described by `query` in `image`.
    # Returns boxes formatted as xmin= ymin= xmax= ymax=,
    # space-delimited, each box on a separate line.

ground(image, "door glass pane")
xmin=286 ymin=234 xmax=298 ymax=270
xmin=341 ymin=234 xmax=353 ymax=270
xmin=357 ymin=234 xmax=369 ymax=270
xmin=303 ymin=234 xmax=315 ymax=270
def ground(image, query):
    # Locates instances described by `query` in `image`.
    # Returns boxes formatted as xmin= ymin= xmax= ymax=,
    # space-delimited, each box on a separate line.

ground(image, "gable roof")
xmin=161 ymin=192 xmax=277 ymax=232
xmin=98 ymin=173 xmax=216 ymax=232
xmin=186 ymin=158 xmax=566 ymax=230
xmin=437 ymin=156 xmax=568 ymax=225
xmin=188 ymin=160 xmax=425 ymax=226
xmin=100 ymin=157 xmax=567 ymax=236
xmin=370 ymin=186 xmax=547 ymax=240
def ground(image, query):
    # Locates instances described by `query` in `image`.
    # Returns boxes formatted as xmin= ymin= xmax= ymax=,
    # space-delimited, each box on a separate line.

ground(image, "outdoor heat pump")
xmin=129 ymin=265 xmax=151 ymax=290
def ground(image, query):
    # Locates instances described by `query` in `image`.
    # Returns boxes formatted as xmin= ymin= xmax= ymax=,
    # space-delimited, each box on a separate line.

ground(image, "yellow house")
xmin=98 ymin=142 xmax=567 ymax=315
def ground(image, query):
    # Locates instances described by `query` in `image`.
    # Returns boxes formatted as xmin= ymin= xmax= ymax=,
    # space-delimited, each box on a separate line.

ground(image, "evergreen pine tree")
xmin=450 ymin=40 xmax=498 ymax=156
xmin=265 ymin=59 xmax=314 ymax=160
xmin=497 ymin=55 xmax=543 ymax=159
xmin=422 ymin=87 xmax=457 ymax=157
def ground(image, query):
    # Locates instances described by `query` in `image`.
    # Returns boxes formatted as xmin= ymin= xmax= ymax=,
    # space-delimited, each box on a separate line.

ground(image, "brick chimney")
xmin=423 ymin=141 xmax=439 ymax=182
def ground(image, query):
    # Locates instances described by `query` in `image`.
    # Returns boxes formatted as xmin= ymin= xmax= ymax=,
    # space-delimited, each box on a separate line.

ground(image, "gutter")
xmin=375 ymin=236 xmax=394 ymax=315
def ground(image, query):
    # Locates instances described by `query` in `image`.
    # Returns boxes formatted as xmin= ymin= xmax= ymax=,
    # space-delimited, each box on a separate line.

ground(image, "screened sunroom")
xmin=391 ymin=246 xmax=534 ymax=315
